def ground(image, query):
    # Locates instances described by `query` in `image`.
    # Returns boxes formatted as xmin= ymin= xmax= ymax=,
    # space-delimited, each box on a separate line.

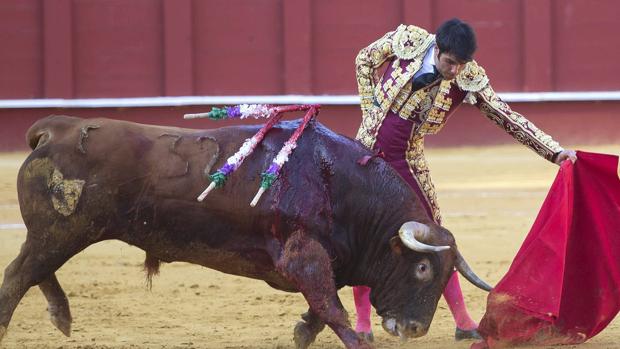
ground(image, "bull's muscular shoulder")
xmin=456 ymin=60 xmax=490 ymax=92
xmin=391 ymin=24 xmax=435 ymax=60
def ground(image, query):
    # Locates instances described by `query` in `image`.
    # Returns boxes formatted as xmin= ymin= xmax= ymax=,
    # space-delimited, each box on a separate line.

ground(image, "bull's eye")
xmin=414 ymin=259 xmax=432 ymax=282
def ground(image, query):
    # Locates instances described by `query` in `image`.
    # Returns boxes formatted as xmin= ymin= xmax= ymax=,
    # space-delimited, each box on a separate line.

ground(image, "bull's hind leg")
xmin=0 ymin=233 xmax=84 ymax=342
xmin=0 ymin=242 xmax=34 ymax=342
xmin=277 ymin=231 xmax=372 ymax=349
xmin=39 ymin=274 xmax=72 ymax=336
xmin=294 ymin=309 xmax=325 ymax=349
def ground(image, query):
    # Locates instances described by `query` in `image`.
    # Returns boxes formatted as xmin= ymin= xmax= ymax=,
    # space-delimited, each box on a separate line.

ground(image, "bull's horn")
xmin=398 ymin=222 xmax=450 ymax=253
xmin=455 ymin=249 xmax=493 ymax=292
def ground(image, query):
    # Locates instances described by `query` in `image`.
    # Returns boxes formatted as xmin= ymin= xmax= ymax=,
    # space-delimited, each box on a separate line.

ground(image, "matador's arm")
xmin=457 ymin=62 xmax=564 ymax=163
xmin=355 ymin=30 xmax=396 ymax=116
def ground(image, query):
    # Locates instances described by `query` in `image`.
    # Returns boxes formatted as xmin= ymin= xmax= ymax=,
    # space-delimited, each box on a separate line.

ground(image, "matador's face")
xmin=434 ymin=46 xmax=467 ymax=80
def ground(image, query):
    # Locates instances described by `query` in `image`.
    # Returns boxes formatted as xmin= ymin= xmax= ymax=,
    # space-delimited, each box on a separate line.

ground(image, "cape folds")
xmin=477 ymin=151 xmax=620 ymax=347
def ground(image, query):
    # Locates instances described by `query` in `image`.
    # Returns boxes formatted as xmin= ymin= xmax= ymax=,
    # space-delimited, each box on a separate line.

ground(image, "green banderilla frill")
xmin=209 ymin=171 xmax=228 ymax=188
xmin=260 ymin=172 xmax=278 ymax=189
xmin=206 ymin=107 xmax=229 ymax=120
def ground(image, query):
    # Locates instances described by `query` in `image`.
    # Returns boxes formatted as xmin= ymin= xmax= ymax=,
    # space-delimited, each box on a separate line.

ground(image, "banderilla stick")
xmin=197 ymin=104 xmax=319 ymax=202
xmin=250 ymin=106 xmax=320 ymax=207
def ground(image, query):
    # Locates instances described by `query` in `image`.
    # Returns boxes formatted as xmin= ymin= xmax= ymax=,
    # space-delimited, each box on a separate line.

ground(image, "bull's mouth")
xmin=381 ymin=317 xmax=428 ymax=339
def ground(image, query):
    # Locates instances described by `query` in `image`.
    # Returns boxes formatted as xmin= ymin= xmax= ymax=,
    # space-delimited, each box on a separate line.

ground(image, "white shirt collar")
xmin=413 ymin=44 xmax=437 ymax=79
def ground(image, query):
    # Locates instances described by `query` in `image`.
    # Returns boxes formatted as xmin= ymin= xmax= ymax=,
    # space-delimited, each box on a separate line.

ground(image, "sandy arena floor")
xmin=1 ymin=145 xmax=619 ymax=349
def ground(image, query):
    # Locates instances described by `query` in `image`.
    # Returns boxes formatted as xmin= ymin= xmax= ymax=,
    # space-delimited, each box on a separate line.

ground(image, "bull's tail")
xmin=25 ymin=115 xmax=83 ymax=150
xmin=26 ymin=122 xmax=51 ymax=150
xmin=143 ymin=253 xmax=161 ymax=290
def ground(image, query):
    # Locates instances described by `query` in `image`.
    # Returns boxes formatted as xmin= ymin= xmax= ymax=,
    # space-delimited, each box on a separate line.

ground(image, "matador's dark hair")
xmin=435 ymin=18 xmax=477 ymax=62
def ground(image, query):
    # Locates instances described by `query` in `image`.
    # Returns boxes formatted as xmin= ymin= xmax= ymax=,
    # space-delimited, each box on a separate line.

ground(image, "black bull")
xmin=0 ymin=115 xmax=490 ymax=348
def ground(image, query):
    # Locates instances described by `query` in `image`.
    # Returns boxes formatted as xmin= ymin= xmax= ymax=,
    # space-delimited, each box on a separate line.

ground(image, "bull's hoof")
xmin=355 ymin=337 xmax=374 ymax=349
xmin=47 ymin=305 xmax=72 ymax=337
xmin=470 ymin=339 xmax=490 ymax=349
xmin=357 ymin=331 xmax=374 ymax=343
xmin=294 ymin=321 xmax=316 ymax=349
xmin=0 ymin=325 xmax=6 ymax=342
xmin=50 ymin=314 xmax=71 ymax=337
xmin=455 ymin=327 xmax=482 ymax=341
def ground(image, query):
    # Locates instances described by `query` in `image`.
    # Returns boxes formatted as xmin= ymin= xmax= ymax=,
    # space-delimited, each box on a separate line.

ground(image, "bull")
xmin=0 ymin=115 xmax=490 ymax=348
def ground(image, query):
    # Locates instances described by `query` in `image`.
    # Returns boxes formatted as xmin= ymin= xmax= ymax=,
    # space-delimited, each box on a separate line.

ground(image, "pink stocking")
xmin=352 ymin=286 xmax=372 ymax=333
xmin=443 ymin=271 xmax=477 ymax=330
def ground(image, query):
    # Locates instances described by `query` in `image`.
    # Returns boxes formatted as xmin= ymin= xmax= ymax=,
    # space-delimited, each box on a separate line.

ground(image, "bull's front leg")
xmin=294 ymin=309 xmax=325 ymax=349
xmin=276 ymin=231 xmax=372 ymax=349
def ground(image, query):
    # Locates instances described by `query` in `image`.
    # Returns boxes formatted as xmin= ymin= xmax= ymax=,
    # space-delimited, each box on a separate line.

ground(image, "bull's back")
xmin=20 ymin=116 xmax=336 ymax=220
xmin=18 ymin=114 xmax=395 ymax=237
xmin=19 ymin=116 xmax=220 ymax=237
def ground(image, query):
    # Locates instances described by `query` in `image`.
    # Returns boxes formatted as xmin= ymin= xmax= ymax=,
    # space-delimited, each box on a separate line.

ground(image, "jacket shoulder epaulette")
xmin=456 ymin=60 xmax=489 ymax=92
xmin=391 ymin=24 xmax=435 ymax=60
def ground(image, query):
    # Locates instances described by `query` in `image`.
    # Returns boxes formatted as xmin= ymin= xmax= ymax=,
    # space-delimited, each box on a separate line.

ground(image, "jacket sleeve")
xmin=474 ymin=84 xmax=564 ymax=162
xmin=457 ymin=61 xmax=564 ymax=163
xmin=355 ymin=30 xmax=396 ymax=116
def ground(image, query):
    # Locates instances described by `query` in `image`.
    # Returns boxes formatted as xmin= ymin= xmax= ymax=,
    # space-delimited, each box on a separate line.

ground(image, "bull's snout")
xmin=381 ymin=318 xmax=428 ymax=339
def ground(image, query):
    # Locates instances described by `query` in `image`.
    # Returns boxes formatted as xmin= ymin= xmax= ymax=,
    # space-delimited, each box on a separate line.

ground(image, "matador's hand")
xmin=554 ymin=149 xmax=577 ymax=165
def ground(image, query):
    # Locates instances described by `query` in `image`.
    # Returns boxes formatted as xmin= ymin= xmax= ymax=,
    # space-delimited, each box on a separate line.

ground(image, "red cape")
xmin=477 ymin=151 xmax=620 ymax=347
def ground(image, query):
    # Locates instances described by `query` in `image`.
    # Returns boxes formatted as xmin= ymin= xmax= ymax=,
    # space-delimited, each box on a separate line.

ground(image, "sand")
xmin=1 ymin=145 xmax=619 ymax=349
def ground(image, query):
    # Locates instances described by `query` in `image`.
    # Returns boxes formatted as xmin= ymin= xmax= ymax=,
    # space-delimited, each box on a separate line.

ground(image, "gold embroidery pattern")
xmin=356 ymin=25 xmax=430 ymax=148
xmin=380 ymin=60 xmax=421 ymax=112
xmin=464 ymin=92 xmax=477 ymax=105
xmin=355 ymin=29 xmax=397 ymax=148
xmin=392 ymin=24 xmax=435 ymax=60
xmin=477 ymin=85 xmax=563 ymax=161
xmin=418 ymin=80 xmax=454 ymax=134
xmin=355 ymin=105 xmax=383 ymax=148
xmin=390 ymin=77 xmax=413 ymax=113
xmin=406 ymin=137 xmax=442 ymax=224
xmin=356 ymin=30 xmax=395 ymax=115
xmin=397 ymin=88 xmax=429 ymax=120
xmin=456 ymin=60 xmax=489 ymax=92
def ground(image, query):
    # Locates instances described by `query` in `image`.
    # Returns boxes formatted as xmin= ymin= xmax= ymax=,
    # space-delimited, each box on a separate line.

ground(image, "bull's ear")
xmin=389 ymin=236 xmax=404 ymax=256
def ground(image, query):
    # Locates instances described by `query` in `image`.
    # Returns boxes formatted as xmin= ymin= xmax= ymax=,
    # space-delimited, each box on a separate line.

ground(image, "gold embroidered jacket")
xmin=355 ymin=24 xmax=564 ymax=162
xmin=354 ymin=24 xmax=564 ymax=223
